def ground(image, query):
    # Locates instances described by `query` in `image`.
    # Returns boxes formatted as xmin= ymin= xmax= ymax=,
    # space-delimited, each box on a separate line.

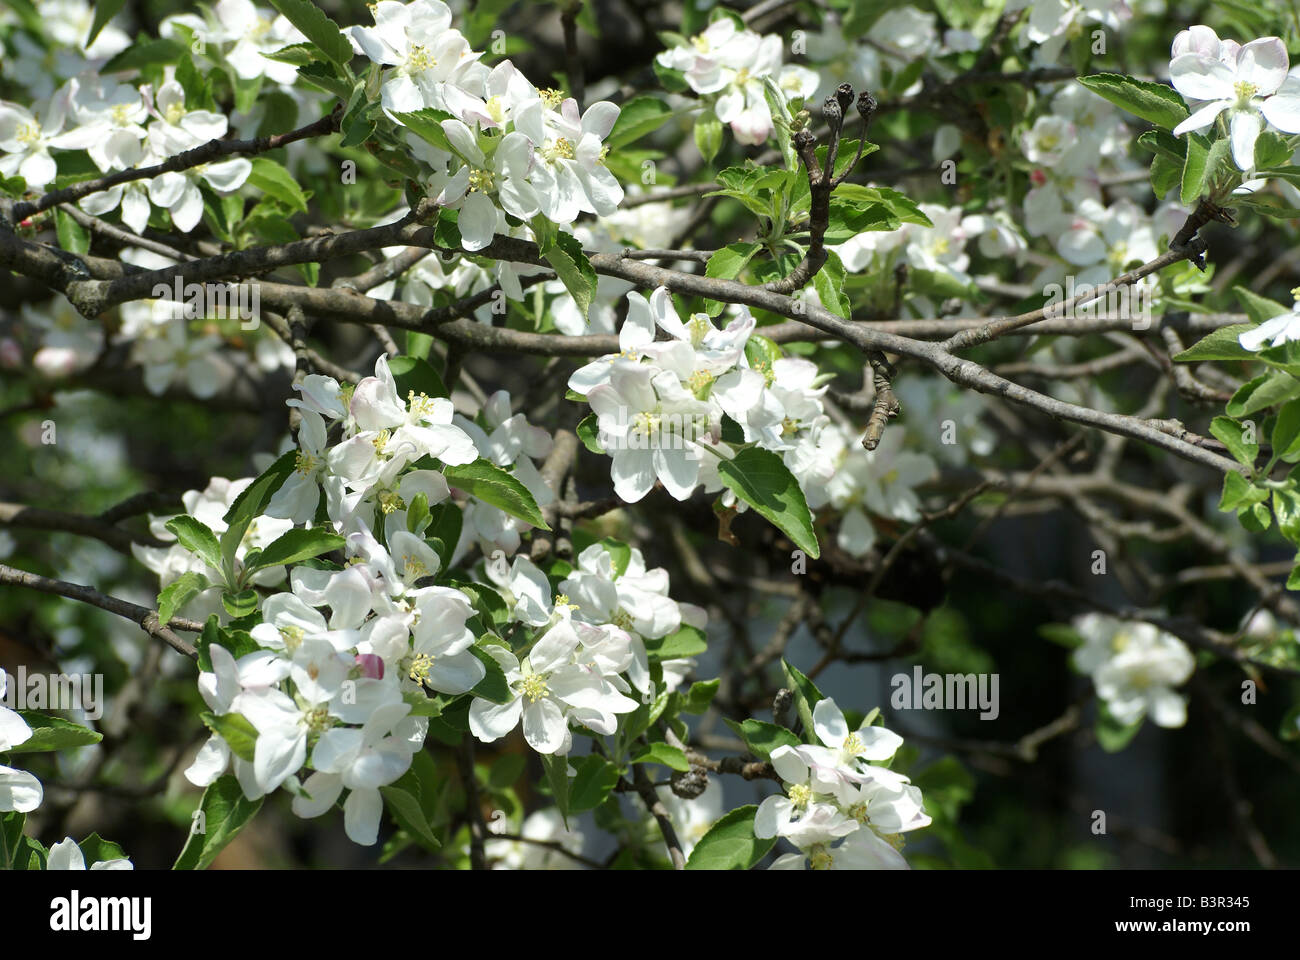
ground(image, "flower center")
xmin=164 ymin=102 xmax=185 ymax=126
xmin=304 ymin=706 xmax=333 ymax=733
xmin=407 ymin=389 xmax=438 ymax=419
xmin=781 ymin=416 xmax=799 ymax=437
xmin=371 ymin=429 xmax=390 ymax=453
xmin=468 ymin=168 xmax=495 ymax=192
xmin=540 ymin=88 xmax=565 ymax=109
xmin=542 ymin=137 xmax=575 ymax=163
xmin=15 ymin=121 xmax=40 ymax=145
xmin=841 ymin=731 xmax=864 ymax=756
xmin=1234 ymin=80 xmax=1258 ymax=103
xmin=294 ymin=450 xmax=320 ymax=475
xmin=788 ymin=783 xmax=812 ymax=809
xmin=486 ymin=95 xmax=505 ymax=124
xmin=687 ymin=312 xmax=710 ymax=347
xmin=403 ymin=555 xmax=430 ymax=580
xmin=408 ymin=43 xmax=437 ymax=71
xmin=808 ymin=844 xmax=833 ymax=870
xmin=378 ymin=489 xmax=406 ymax=514
xmin=687 ymin=369 xmax=714 ymax=397
xmin=408 ymin=652 xmax=436 ymax=683
xmin=111 ymin=103 xmax=133 ymax=125
xmin=610 ymin=608 xmax=634 ymax=631
xmin=847 ymin=801 xmax=870 ymax=823
xmin=634 ymin=410 xmax=661 ymax=436
xmin=519 ymin=673 xmax=550 ymax=703
xmin=279 ymin=624 xmax=305 ymax=653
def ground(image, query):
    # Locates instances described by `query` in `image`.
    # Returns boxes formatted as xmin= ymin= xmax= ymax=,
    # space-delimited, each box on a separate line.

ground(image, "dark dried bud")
xmin=670 ymin=766 xmax=709 ymax=800
xmin=822 ymin=94 xmax=843 ymax=133
xmin=835 ymin=82 xmax=855 ymax=112
xmin=792 ymin=129 xmax=816 ymax=152
xmin=773 ymin=687 xmax=794 ymax=725
xmin=857 ymin=90 xmax=878 ymax=124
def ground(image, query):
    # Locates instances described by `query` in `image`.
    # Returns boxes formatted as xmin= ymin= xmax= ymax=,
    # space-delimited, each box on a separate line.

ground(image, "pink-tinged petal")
xmin=1169 ymin=53 xmax=1234 ymax=101
xmin=1237 ymin=37 xmax=1289 ymax=95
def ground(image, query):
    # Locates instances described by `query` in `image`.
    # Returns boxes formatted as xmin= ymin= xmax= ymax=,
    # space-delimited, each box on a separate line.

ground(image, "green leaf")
xmin=1219 ymin=471 xmax=1268 ymax=512
xmin=443 ymin=458 xmax=549 ymax=530
xmin=717 ymin=447 xmax=819 ymax=557
xmin=1150 ymin=149 xmax=1183 ymax=198
xmin=1273 ymin=488 xmax=1300 ymax=544
xmin=157 ymin=571 xmax=207 ymax=625
xmin=684 ymin=805 xmax=775 ymax=870
xmin=1274 ymin=400 xmax=1300 ymax=462
xmin=540 ymin=753 xmax=570 ymax=825
xmin=1234 ymin=194 xmax=1300 ymax=219
xmin=199 ymin=711 xmax=258 ymax=762
xmin=1235 ymin=285 xmax=1291 ymax=325
xmin=630 ymin=742 xmax=691 ymax=771
xmin=607 ymin=96 xmax=672 ymax=148
xmin=252 ymin=528 xmax=345 ymax=570
xmin=1173 ymin=324 xmax=1257 ymax=362
xmin=165 ymin=516 xmax=223 ymax=572
xmin=1038 ymin=623 xmax=1084 ymax=648
xmin=467 ymin=645 xmax=512 ymax=703
xmin=262 ymin=41 xmax=320 ymax=66
xmin=722 ymin=717 xmax=799 ymax=760
xmin=174 ymin=775 xmax=263 ymax=870
xmin=7 ymin=713 xmax=102 ymax=754
xmin=78 ymin=832 xmax=127 ymax=866
xmin=1226 ymin=372 xmax=1300 ymax=417
xmin=544 ymin=232 xmax=597 ymax=320
xmin=568 ymin=755 xmax=621 ymax=812
xmin=221 ymin=589 xmax=259 ymax=618
xmin=54 ymin=208 xmax=90 ymax=255
xmin=813 ymin=249 xmax=851 ymax=318
xmin=392 ymin=108 xmax=456 ymax=153
xmin=379 ymin=784 xmax=442 ymax=852
xmin=680 ymin=679 xmax=719 ymax=714
xmin=644 ymin=624 xmax=707 ymax=660
xmin=102 ymin=36 xmax=186 ymax=72
xmin=296 ymin=60 xmax=353 ymax=99
xmin=694 ymin=114 xmax=723 ymax=163
xmin=220 ymin=450 xmax=297 ymax=573
xmin=247 ymin=157 xmax=309 ymax=214
xmin=389 ymin=353 xmax=449 ymax=400
xmin=1077 ymin=73 xmax=1189 ymax=129
xmin=266 ymin=0 xmax=353 ymax=66
xmin=85 ymin=0 xmax=125 ymax=45
xmin=576 ymin=412 xmax=606 ymax=454
xmin=1209 ymin=417 xmax=1259 ymax=468
xmin=706 ymin=241 xmax=761 ymax=281
xmin=781 ymin=658 xmax=824 ymax=738
xmin=1180 ymin=132 xmax=1212 ymax=206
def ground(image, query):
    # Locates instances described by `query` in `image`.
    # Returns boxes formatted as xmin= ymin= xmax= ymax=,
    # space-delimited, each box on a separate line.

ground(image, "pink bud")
xmin=0 ymin=338 xmax=22 ymax=369
xmin=1030 ymin=169 xmax=1047 ymax=186
xmin=355 ymin=654 xmax=384 ymax=679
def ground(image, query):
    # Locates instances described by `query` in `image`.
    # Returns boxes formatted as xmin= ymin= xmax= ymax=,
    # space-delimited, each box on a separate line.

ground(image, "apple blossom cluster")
xmin=756 ymin=698 xmax=931 ymax=870
xmin=567 ymin=285 xmax=938 ymax=556
xmin=129 ymin=352 xmax=719 ymax=843
xmin=656 ymin=17 xmax=819 ymax=146
xmin=472 ymin=542 xmax=706 ymax=752
xmin=1169 ymin=27 xmax=1300 ymax=174
xmin=1071 ymin=614 xmax=1196 ymax=729
xmin=1008 ymin=0 xmax=1132 ymax=64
